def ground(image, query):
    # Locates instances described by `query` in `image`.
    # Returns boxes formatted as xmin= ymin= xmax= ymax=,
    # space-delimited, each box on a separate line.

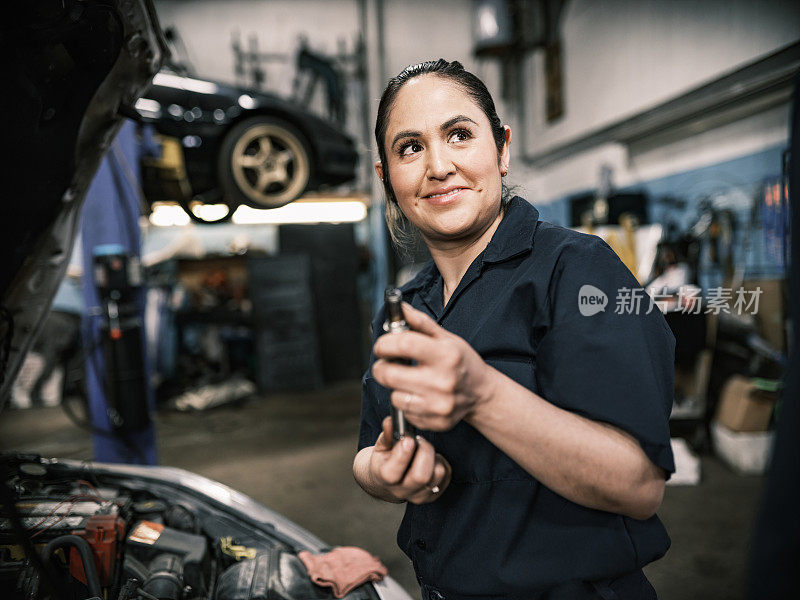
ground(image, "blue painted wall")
xmin=532 ymin=144 xmax=790 ymax=285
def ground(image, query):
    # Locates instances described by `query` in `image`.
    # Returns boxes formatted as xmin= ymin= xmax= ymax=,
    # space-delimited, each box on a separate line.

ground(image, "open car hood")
xmin=0 ymin=0 xmax=168 ymax=407
xmin=0 ymin=454 xmax=412 ymax=599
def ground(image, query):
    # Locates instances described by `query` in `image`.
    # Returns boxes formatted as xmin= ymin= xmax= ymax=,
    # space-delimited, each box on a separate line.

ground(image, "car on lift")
xmin=0 ymin=3 xmax=405 ymax=600
xmin=135 ymin=61 xmax=359 ymax=223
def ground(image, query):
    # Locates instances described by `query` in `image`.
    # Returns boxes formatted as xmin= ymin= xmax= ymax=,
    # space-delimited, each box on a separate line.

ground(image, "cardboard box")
xmin=711 ymin=420 xmax=774 ymax=475
xmin=715 ymin=375 xmax=776 ymax=432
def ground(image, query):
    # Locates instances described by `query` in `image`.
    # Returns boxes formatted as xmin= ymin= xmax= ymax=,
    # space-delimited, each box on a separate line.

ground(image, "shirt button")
xmin=415 ymin=538 xmax=427 ymax=550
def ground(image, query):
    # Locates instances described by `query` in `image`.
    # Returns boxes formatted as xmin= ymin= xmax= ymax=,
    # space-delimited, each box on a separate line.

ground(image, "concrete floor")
xmin=1 ymin=382 xmax=765 ymax=599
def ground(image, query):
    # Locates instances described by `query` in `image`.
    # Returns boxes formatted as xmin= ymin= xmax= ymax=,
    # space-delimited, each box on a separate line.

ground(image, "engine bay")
xmin=0 ymin=456 xmax=379 ymax=600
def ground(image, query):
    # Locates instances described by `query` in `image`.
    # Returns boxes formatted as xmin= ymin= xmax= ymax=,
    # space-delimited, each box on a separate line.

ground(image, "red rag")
xmin=298 ymin=546 xmax=388 ymax=598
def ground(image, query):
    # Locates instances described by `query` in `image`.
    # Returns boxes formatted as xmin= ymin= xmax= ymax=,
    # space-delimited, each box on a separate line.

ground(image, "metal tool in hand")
xmin=383 ymin=287 xmax=417 ymax=444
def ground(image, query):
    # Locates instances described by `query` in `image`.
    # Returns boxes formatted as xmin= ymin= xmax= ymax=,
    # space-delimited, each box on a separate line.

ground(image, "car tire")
xmin=218 ymin=116 xmax=312 ymax=209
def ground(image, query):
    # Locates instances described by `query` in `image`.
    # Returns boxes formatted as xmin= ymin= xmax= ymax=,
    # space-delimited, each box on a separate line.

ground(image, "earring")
xmin=501 ymin=168 xmax=508 ymax=177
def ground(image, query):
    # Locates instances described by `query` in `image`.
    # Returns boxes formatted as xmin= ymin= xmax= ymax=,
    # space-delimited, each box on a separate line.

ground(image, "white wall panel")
xmin=526 ymin=0 xmax=800 ymax=152
xmin=155 ymin=0 xmax=359 ymax=94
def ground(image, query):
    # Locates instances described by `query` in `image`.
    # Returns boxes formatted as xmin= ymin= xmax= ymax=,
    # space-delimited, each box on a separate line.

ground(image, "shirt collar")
xmin=400 ymin=196 xmax=540 ymax=295
xmin=481 ymin=196 xmax=540 ymax=264
xmin=400 ymin=260 xmax=437 ymax=295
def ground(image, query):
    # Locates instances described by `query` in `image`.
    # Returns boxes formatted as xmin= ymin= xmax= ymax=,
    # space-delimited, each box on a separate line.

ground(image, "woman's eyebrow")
xmin=440 ymin=115 xmax=478 ymax=130
xmin=391 ymin=130 xmax=421 ymax=148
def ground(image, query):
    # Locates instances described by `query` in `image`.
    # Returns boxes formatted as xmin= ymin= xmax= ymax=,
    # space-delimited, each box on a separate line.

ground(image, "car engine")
xmin=0 ymin=456 xmax=379 ymax=600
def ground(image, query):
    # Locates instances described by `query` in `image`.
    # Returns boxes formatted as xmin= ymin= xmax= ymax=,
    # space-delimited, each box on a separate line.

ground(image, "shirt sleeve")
xmin=535 ymin=235 xmax=676 ymax=477
xmin=357 ymin=374 xmax=382 ymax=451
xmin=357 ymin=308 xmax=386 ymax=452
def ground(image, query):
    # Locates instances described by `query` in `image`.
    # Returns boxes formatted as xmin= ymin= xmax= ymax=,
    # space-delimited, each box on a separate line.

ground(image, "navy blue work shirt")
xmin=358 ymin=197 xmax=675 ymax=596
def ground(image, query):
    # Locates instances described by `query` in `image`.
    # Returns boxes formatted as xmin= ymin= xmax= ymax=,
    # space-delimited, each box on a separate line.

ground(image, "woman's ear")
xmin=501 ymin=125 xmax=512 ymax=172
xmin=374 ymin=160 xmax=384 ymax=183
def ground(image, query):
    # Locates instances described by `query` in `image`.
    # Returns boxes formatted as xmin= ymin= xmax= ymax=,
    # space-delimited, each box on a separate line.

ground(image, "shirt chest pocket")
xmin=436 ymin=356 xmax=539 ymax=483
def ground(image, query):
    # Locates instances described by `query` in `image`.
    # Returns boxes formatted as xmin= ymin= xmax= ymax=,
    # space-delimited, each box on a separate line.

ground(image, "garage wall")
xmin=516 ymin=105 xmax=792 ymax=208
xmin=381 ymin=0 xmax=476 ymax=77
xmin=524 ymin=0 xmax=800 ymax=153
xmin=154 ymin=0 xmax=360 ymax=94
xmin=154 ymin=0 xmax=477 ymax=89
xmin=508 ymin=0 xmax=799 ymax=206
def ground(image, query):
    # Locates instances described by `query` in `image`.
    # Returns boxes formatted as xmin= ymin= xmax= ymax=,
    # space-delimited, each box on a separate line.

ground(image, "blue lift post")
xmin=79 ymin=121 xmax=157 ymax=465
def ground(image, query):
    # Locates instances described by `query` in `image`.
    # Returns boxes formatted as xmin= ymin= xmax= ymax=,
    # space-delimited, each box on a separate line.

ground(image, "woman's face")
xmin=377 ymin=75 xmax=511 ymax=245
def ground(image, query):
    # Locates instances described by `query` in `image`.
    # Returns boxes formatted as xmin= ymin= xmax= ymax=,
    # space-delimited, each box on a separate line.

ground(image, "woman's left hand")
xmin=371 ymin=302 xmax=496 ymax=431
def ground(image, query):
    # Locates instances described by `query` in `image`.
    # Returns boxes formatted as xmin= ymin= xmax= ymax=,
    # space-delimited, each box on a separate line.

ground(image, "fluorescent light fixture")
xmin=149 ymin=200 xmax=367 ymax=227
xmin=153 ymin=72 xmax=219 ymax=95
xmin=149 ymin=204 xmax=191 ymax=227
xmin=134 ymin=98 xmax=161 ymax=117
xmin=232 ymin=201 xmax=368 ymax=225
xmin=192 ymin=203 xmax=229 ymax=221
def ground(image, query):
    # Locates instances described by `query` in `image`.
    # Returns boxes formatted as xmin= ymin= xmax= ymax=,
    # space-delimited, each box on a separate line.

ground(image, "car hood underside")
xmin=0 ymin=0 xmax=167 ymax=407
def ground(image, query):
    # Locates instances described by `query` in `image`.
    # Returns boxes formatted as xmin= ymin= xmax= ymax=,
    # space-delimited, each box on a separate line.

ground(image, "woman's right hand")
xmin=369 ymin=417 xmax=452 ymax=504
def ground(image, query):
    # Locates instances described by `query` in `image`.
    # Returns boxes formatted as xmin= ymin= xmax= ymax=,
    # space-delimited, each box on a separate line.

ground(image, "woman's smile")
xmin=422 ymin=185 xmax=469 ymax=205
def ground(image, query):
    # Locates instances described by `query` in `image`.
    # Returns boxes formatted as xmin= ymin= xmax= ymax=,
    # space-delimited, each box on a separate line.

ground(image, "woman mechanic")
xmin=353 ymin=60 xmax=675 ymax=600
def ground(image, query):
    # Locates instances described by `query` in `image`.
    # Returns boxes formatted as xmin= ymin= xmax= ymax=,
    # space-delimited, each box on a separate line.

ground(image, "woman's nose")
xmin=425 ymin=143 xmax=455 ymax=180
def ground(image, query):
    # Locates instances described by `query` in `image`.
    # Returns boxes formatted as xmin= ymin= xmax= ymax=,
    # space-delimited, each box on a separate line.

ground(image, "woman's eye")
xmin=399 ymin=141 xmax=422 ymax=156
xmin=449 ymin=128 xmax=472 ymax=143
